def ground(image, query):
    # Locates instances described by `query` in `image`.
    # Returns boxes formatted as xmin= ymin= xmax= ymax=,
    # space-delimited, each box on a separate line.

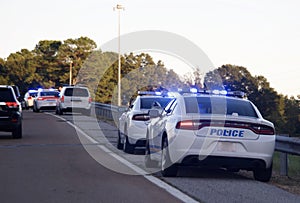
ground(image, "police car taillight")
xmin=175 ymin=120 xmax=206 ymax=130
xmin=251 ymin=125 xmax=275 ymax=135
xmin=176 ymin=120 xmax=194 ymax=130
xmin=132 ymin=114 xmax=150 ymax=121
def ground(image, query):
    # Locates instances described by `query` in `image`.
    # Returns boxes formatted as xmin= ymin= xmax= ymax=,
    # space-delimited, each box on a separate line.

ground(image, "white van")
xmin=56 ymin=86 xmax=92 ymax=115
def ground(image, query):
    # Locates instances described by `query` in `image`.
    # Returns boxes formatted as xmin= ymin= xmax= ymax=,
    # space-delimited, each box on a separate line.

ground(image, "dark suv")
xmin=0 ymin=85 xmax=22 ymax=138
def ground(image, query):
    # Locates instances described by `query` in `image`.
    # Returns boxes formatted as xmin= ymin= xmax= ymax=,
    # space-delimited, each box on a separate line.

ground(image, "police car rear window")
xmin=40 ymin=91 xmax=60 ymax=97
xmin=64 ymin=88 xmax=89 ymax=97
xmin=29 ymin=92 xmax=37 ymax=97
xmin=140 ymin=98 xmax=173 ymax=109
xmin=184 ymin=97 xmax=258 ymax=118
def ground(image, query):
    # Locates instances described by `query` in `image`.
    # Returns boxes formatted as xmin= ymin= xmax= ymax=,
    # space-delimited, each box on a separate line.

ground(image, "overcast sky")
xmin=1 ymin=0 xmax=299 ymax=97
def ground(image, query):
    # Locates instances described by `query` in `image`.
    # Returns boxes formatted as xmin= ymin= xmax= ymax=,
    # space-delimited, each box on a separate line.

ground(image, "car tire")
xmin=56 ymin=106 xmax=63 ymax=115
xmin=12 ymin=124 xmax=22 ymax=139
xmin=253 ymin=163 xmax=273 ymax=182
xmin=161 ymin=136 xmax=178 ymax=177
xmin=57 ymin=106 xmax=63 ymax=115
xmin=117 ymin=130 xmax=124 ymax=150
xmin=145 ymin=138 xmax=158 ymax=168
xmin=55 ymin=106 xmax=59 ymax=115
xmin=33 ymin=103 xmax=39 ymax=112
xmin=123 ymin=134 xmax=135 ymax=154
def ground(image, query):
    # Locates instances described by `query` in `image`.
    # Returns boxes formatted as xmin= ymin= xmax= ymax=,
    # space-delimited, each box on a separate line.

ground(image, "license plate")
xmin=45 ymin=102 xmax=56 ymax=106
xmin=217 ymin=142 xmax=236 ymax=152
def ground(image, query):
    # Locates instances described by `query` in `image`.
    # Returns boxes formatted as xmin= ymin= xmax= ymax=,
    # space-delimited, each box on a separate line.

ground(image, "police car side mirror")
xmin=148 ymin=109 xmax=160 ymax=118
xmin=118 ymin=107 xmax=128 ymax=112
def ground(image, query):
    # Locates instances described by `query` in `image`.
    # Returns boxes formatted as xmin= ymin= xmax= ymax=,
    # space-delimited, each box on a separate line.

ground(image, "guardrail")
xmin=92 ymin=102 xmax=300 ymax=176
xmin=93 ymin=102 xmax=120 ymax=121
xmin=275 ymin=135 xmax=300 ymax=176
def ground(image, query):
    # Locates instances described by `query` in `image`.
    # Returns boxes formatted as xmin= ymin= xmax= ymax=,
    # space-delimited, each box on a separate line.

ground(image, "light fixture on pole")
xmin=114 ymin=4 xmax=124 ymax=106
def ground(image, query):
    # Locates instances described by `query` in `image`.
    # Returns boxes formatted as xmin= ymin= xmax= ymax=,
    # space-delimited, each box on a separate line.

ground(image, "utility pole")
xmin=69 ymin=60 xmax=73 ymax=86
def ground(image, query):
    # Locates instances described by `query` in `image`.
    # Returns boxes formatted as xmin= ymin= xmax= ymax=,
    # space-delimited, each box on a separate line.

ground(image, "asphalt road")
xmin=0 ymin=111 xmax=183 ymax=203
xmin=2 ymin=110 xmax=300 ymax=203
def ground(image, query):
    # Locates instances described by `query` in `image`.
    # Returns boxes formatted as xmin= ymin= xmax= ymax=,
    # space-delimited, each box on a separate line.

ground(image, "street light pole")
xmin=69 ymin=60 xmax=73 ymax=85
xmin=114 ymin=4 xmax=124 ymax=106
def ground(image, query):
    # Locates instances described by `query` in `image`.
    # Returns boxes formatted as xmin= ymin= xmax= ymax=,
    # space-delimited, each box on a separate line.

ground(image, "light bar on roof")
xmin=212 ymin=89 xmax=228 ymax=95
xmin=190 ymin=88 xmax=198 ymax=93
xmin=227 ymin=91 xmax=246 ymax=98
xmin=138 ymin=91 xmax=162 ymax=96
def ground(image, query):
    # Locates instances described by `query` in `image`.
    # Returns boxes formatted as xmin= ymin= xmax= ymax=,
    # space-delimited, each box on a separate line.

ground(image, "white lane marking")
xmin=47 ymin=113 xmax=199 ymax=203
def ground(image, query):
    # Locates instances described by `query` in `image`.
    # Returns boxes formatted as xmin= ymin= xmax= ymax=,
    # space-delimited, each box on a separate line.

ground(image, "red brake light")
xmin=251 ymin=125 xmax=275 ymax=135
xmin=89 ymin=97 xmax=92 ymax=103
xmin=176 ymin=120 xmax=197 ymax=130
xmin=5 ymin=102 xmax=18 ymax=108
xmin=28 ymin=96 xmax=32 ymax=99
xmin=37 ymin=97 xmax=44 ymax=100
xmin=61 ymin=96 xmax=64 ymax=103
xmin=176 ymin=120 xmax=211 ymax=130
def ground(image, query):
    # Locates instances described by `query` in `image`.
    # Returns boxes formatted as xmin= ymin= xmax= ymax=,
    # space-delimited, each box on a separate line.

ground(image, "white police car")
xmin=118 ymin=91 xmax=173 ymax=154
xmin=33 ymin=88 xmax=60 ymax=112
xmin=145 ymin=89 xmax=275 ymax=182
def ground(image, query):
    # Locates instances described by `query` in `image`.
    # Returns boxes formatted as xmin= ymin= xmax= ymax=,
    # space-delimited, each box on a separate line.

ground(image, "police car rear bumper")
xmin=168 ymin=131 xmax=275 ymax=169
xmin=127 ymin=121 xmax=148 ymax=145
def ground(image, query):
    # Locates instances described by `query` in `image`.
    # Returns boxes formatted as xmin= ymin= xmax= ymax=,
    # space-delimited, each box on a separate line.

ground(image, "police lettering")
xmin=210 ymin=129 xmax=244 ymax=137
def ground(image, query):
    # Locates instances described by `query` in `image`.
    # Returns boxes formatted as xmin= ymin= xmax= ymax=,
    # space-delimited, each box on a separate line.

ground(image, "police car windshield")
xmin=184 ymin=97 xmax=258 ymax=118
xmin=141 ymin=97 xmax=173 ymax=109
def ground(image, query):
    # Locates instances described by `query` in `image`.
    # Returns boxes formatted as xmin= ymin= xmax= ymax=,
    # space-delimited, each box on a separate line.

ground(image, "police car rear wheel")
xmin=253 ymin=163 xmax=272 ymax=182
xmin=123 ymin=132 xmax=134 ymax=154
xmin=117 ymin=130 xmax=123 ymax=150
xmin=161 ymin=137 xmax=178 ymax=177
xmin=55 ymin=107 xmax=59 ymax=115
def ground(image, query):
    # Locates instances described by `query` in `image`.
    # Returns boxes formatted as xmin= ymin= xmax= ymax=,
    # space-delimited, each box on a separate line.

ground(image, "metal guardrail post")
xmin=276 ymin=134 xmax=293 ymax=177
xmin=280 ymin=152 xmax=288 ymax=176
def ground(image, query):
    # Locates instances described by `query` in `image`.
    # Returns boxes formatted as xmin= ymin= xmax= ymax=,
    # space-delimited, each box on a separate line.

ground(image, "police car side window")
xmin=130 ymin=98 xmax=137 ymax=109
xmin=227 ymin=100 xmax=258 ymax=118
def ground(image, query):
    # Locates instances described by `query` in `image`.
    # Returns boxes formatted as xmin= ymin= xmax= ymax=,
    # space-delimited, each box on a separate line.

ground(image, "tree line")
xmin=0 ymin=37 xmax=299 ymax=136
